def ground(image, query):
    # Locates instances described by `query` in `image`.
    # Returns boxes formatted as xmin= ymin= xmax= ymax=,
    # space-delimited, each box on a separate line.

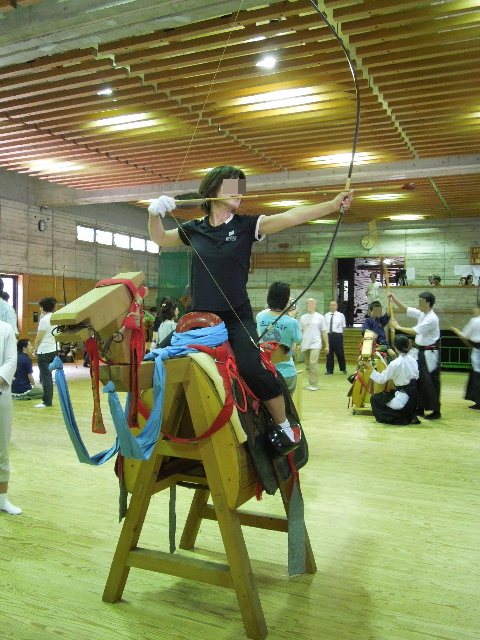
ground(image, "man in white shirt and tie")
xmin=388 ymin=291 xmax=441 ymax=420
xmin=324 ymin=301 xmax=347 ymax=375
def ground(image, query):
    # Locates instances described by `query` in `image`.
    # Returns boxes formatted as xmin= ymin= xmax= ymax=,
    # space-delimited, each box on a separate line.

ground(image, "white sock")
xmin=0 ymin=494 xmax=22 ymax=515
xmin=278 ymin=418 xmax=294 ymax=440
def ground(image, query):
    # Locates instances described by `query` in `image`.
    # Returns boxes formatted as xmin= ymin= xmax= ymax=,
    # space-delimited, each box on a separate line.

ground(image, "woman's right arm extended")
xmin=148 ymin=214 xmax=183 ymax=247
xmin=148 ymin=196 xmax=183 ymax=247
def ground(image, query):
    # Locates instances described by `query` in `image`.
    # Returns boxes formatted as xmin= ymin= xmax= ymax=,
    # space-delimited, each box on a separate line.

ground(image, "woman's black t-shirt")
xmin=179 ymin=214 xmax=263 ymax=311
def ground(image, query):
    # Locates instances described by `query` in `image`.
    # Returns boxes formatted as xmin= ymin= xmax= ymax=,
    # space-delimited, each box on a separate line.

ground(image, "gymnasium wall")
xmin=0 ymin=167 xmax=478 ymax=328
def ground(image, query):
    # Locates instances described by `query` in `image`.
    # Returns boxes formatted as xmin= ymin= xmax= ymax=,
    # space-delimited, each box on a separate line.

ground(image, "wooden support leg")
xmin=179 ymin=487 xmax=210 ymax=550
xmin=103 ymin=448 xmax=164 ymax=603
xmin=208 ymin=477 xmax=268 ymax=640
xmin=186 ymin=381 xmax=268 ymax=640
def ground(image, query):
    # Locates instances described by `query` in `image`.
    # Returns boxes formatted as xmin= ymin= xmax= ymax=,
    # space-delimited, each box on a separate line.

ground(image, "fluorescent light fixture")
xmin=389 ymin=214 xmax=425 ymax=221
xmin=110 ymin=119 xmax=160 ymax=131
xmin=236 ymin=87 xmax=320 ymax=111
xmin=97 ymin=87 xmax=113 ymax=96
xmin=364 ymin=194 xmax=405 ymax=201
xmin=91 ymin=112 xmax=163 ymax=131
xmin=193 ymin=167 xmax=214 ymax=174
xmin=267 ymin=200 xmax=308 ymax=207
xmin=256 ymin=56 xmax=276 ymax=69
xmin=308 ymin=219 xmax=336 ymax=224
xmin=311 ymin=152 xmax=371 ymax=165
xmin=29 ymin=159 xmax=81 ymax=173
xmin=238 ymin=88 xmax=314 ymax=105
xmin=251 ymin=96 xmax=321 ymax=111
xmin=92 ymin=113 xmax=148 ymax=127
xmin=245 ymin=36 xmax=266 ymax=43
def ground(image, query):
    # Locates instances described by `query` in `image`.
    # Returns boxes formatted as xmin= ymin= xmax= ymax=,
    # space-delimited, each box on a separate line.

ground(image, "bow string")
xmin=257 ymin=0 xmax=361 ymax=342
xmin=161 ymin=0 xmax=361 ymax=346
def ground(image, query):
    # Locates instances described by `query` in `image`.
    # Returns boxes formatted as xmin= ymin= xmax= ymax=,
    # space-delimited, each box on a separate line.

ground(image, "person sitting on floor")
xmin=364 ymin=334 xmax=419 ymax=425
xmin=11 ymin=339 xmax=43 ymax=401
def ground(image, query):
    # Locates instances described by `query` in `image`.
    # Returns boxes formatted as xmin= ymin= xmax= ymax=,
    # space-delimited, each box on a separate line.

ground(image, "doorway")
xmin=335 ymin=257 xmax=405 ymax=326
xmin=0 ymin=273 xmax=19 ymax=309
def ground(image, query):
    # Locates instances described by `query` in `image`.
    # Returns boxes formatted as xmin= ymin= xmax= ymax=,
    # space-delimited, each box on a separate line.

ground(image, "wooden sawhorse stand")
xmin=102 ymin=355 xmax=316 ymax=640
xmin=350 ymin=330 xmax=390 ymax=415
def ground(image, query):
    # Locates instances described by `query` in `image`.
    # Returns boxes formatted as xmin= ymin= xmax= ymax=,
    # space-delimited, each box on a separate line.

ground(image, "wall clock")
xmin=361 ymin=235 xmax=375 ymax=250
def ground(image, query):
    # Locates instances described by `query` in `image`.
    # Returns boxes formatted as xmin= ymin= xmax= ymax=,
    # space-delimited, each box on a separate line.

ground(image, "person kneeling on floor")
xmin=364 ymin=334 xmax=419 ymax=426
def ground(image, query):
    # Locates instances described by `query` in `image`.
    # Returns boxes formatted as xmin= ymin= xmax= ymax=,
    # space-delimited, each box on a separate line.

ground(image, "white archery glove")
xmin=148 ymin=195 xmax=176 ymax=217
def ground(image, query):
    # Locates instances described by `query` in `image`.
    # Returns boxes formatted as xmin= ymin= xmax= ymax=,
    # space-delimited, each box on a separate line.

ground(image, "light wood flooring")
xmin=1 ymin=363 xmax=479 ymax=640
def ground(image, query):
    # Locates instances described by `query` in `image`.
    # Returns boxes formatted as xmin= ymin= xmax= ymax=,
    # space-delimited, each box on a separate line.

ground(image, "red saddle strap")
xmin=161 ymin=344 xmax=235 ymax=443
xmin=92 ymin=277 xmax=146 ymax=428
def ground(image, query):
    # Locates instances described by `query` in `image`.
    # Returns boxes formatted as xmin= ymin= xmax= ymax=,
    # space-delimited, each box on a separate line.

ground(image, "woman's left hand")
xmin=333 ymin=190 xmax=354 ymax=211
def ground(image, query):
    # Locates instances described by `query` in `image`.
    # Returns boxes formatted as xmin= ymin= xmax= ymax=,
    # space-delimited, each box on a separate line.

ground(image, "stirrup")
xmin=267 ymin=424 xmax=301 ymax=458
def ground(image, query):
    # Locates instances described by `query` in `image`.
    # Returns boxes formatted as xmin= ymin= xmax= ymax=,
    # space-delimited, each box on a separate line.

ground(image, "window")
xmin=76 ymin=224 xmax=153 ymax=253
xmin=95 ymin=229 xmax=113 ymax=245
xmin=146 ymin=240 xmax=159 ymax=254
xmin=77 ymin=225 xmax=95 ymax=242
xmin=114 ymin=233 xmax=130 ymax=249
xmin=130 ymin=237 xmax=145 ymax=252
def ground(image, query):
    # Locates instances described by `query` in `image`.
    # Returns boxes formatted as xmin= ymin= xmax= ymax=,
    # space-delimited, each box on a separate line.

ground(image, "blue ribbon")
xmin=51 ymin=323 xmax=228 ymax=465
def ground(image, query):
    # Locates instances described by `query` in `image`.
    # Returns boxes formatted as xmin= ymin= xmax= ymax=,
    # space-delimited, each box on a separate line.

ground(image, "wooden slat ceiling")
xmin=0 ymin=0 xmax=479 ymax=224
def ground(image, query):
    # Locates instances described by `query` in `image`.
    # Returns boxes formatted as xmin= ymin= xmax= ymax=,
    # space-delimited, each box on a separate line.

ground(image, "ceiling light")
xmin=110 ymin=119 xmax=160 ymax=131
xmin=267 ymin=200 xmax=308 ymax=207
xmin=311 ymin=152 xmax=371 ymax=165
xmin=364 ymin=194 xmax=405 ymax=201
xmin=29 ymin=159 xmax=81 ymax=173
xmin=238 ymin=88 xmax=314 ymax=105
xmin=256 ymin=56 xmax=276 ymax=69
xmin=235 ymin=87 xmax=319 ymax=111
xmin=308 ymin=219 xmax=336 ymax=224
xmin=92 ymin=113 xmax=149 ymax=127
xmin=245 ymin=36 xmax=266 ymax=43
xmin=251 ymin=96 xmax=321 ymax=111
xmin=389 ymin=215 xmax=425 ymax=221
xmin=97 ymin=87 xmax=113 ymax=96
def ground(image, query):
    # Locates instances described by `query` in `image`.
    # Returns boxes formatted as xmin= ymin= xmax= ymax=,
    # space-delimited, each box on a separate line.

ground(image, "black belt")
xmin=414 ymin=343 xmax=438 ymax=351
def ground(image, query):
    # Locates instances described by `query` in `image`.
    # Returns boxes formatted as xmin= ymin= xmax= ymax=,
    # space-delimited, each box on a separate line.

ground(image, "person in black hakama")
xmin=364 ymin=334 xmax=419 ymax=426
xmin=451 ymin=304 xmax=480 ymax=410
xmin=388 ymin=291 xmax=441 ymax=420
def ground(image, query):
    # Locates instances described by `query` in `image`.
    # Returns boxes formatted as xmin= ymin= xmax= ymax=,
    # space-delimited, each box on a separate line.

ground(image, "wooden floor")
xmin=2 ymin=363 xmax=479 ymax=640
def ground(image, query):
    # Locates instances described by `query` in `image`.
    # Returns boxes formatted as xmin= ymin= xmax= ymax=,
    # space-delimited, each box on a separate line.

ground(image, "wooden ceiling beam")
xmin=97 ymin=1 xmax=307 ymax=56
xmin=339 ymin=2 xmax=479 ymax=33
xmin=0 ymin=68 xmax=128 ymax=102
xmin=0 ymin=48 xmax=98 ymax=79
xmin=355 ymin=26 xmax=480 ymax=58
xmin=0 ymin=59 xmax=115 ymax=92
xmin=362 ymin=39 xmax=480 ymax=68
xmin=0 ymin=78 xmax=144 ymax=113
xmin=127 ymin=40 xmax=343 ymax=79
xmin=114 ymin=13 xmax=330 ymax=68
xmin=347 ymin=11 xmax=480 ymax=44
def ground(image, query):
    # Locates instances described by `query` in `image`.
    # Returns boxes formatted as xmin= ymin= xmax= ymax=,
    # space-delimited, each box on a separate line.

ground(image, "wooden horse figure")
xmin=349 ymin=330 xmax=393 ymax=415
xmin=51 ymin=271 xmax=315 ymax=640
